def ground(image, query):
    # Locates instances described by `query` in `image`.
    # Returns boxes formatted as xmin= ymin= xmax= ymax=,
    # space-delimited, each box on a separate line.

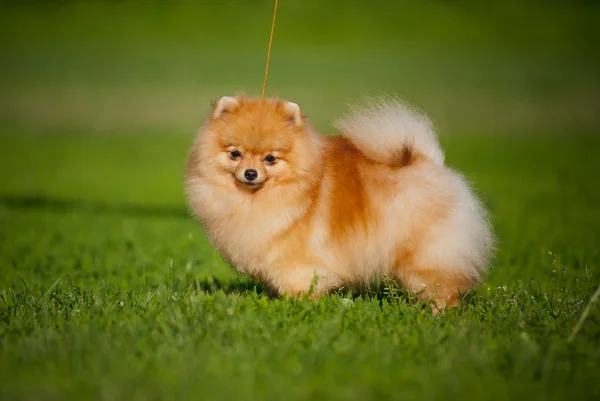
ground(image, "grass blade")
xmin=568 ymin=283 xmax=600 ymax=343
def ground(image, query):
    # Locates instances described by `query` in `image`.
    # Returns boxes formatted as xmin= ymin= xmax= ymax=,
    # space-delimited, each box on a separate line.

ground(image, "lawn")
xmin=1 ymin=1 xmax=600 ymax=400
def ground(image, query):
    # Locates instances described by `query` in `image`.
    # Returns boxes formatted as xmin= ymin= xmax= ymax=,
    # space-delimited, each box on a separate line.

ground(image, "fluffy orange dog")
xmin=185 ymin=94 xmax=494 ymax=311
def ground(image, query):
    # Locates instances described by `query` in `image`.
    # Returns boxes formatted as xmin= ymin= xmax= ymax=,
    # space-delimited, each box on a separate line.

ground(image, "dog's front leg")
xmin=273 ymin=265 xmax=337 ymax=299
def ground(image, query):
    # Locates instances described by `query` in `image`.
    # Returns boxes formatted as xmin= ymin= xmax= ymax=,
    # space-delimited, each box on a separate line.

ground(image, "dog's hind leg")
xmin=395 ymin=266 xmax=474 ymax=313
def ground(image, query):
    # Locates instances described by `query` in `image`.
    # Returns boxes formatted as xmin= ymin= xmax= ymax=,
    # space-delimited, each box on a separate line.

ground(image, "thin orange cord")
xmin=261 ymin=0 xmax=279 ymax=99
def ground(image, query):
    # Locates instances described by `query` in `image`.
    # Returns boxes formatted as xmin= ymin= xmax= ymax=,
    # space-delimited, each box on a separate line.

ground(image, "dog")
xmin=185 ymin=94 xmax=494 ymax=312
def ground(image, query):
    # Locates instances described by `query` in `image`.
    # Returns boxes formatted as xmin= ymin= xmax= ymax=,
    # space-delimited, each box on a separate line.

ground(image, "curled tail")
xmin=334 ymin=97 xmax=445 ymax=167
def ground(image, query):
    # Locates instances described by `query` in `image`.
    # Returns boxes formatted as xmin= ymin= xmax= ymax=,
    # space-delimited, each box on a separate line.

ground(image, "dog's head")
xmin=187 ymin=95 xmax=322 ymax=193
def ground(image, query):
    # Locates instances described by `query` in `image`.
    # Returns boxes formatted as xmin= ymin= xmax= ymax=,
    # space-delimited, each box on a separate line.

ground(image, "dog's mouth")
xmin=234 ymin=176 xmax=267 ymax=189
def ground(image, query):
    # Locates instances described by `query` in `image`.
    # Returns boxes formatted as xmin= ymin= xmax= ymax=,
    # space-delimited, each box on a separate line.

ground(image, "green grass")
xmin=1 ymin=1 xmax=600 ymax=400
xmin=1 ymin=133 xmax=599 ymax=401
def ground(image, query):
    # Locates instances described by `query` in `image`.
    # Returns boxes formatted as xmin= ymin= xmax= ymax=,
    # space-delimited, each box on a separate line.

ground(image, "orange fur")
xmin=185 ymin=95 xmax=494 ymax=312
xmin=322 ymin=136 xmax=370 ymax=241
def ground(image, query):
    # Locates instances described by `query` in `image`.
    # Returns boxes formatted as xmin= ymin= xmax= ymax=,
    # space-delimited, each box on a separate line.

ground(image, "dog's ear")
xmin=281 ymin=101 xmax=304 ymax=126
xmin=211 ymin=96 xmax=239 ymax=119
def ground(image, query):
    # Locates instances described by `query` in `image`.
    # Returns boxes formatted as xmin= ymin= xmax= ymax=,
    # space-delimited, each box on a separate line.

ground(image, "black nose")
xmin=244 ymin=169 xmax=258 ymax=181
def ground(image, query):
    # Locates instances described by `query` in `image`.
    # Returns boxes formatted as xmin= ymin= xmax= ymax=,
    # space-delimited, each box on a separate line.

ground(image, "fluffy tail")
xmin=334 ymin=97 xmax=445 ymax=167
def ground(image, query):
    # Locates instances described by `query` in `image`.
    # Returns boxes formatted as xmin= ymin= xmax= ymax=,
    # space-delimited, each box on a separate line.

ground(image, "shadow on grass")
xmin=191 ymin=276 xmax=480 ymax=312
xmin=192 ymin=276 xmax=414 ymax=303
xmin=330 ymin=280 xmax=482 ymax=312
xmin=191 ymin=276 xmax=273 ymax=297
xmin=0 ymin=194 xmax=189 ymax=219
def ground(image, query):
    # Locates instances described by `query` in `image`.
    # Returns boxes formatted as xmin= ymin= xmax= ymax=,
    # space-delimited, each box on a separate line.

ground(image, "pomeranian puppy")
xmin=185 ymin=94 xmax=494 ymax=312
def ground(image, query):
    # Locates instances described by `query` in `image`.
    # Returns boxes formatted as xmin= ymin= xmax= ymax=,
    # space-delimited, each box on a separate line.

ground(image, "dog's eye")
xmin=264 ymin=155 xmax=276 ymax=164
xmin=230 ymin=150 xmax=242 ymax=159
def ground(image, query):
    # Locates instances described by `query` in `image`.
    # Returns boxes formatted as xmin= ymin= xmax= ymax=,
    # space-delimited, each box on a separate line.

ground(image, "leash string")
xmin=261 ymin=0 xmax=279 ymax=98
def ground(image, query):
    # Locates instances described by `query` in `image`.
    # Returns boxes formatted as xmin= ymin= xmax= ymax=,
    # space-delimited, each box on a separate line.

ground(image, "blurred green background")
xmin=1 ymin=0 xmax=599 ymax=135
